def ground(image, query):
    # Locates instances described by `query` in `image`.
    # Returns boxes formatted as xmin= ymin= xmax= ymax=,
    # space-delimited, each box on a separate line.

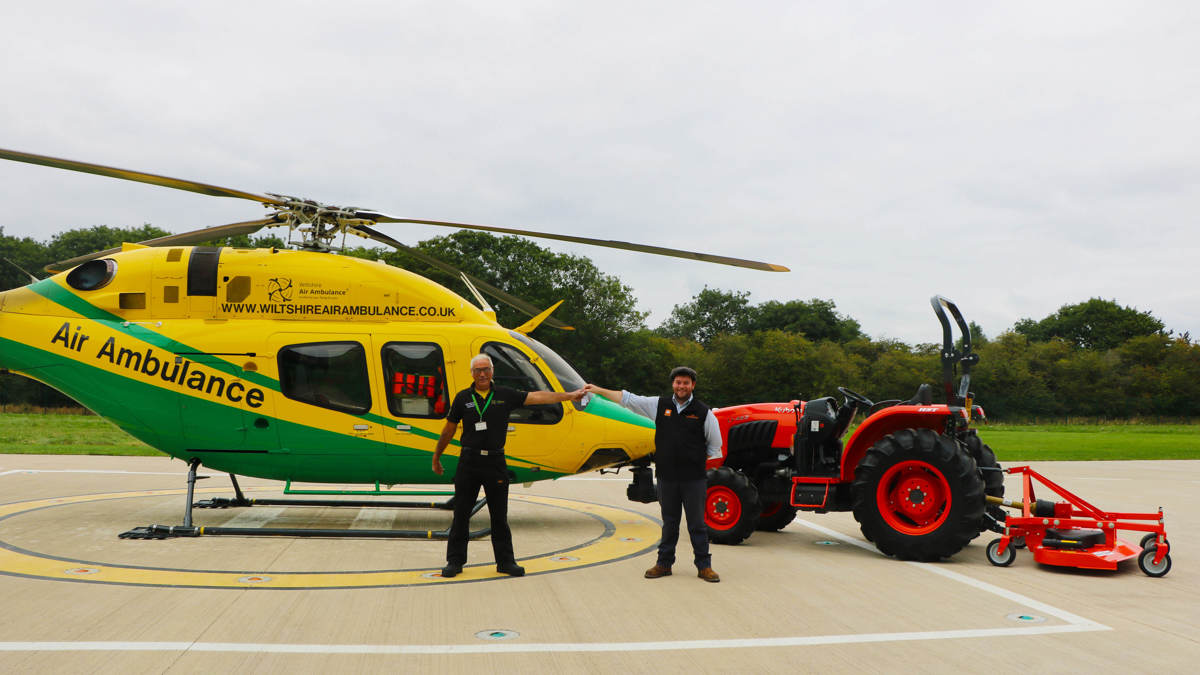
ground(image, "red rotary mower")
xmin=985 ymin=465 xmax=1171 ymax=577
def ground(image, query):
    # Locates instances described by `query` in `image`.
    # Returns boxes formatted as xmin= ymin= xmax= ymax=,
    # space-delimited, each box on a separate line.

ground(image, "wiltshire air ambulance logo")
xmin=267 ymin=277 xmax=294 ymax=302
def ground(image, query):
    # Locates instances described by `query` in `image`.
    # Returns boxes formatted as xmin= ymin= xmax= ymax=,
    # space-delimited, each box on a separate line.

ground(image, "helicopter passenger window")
xmin=381 ymin=342 xmax=448 ymax=419
xmin=278 ymin=342 xmax=372 ymax=415
xmin=482 ymin=342 xmax=563 ymax=424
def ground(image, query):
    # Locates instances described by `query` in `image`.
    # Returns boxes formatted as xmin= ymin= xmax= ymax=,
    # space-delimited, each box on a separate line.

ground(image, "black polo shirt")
xmin=447 ymin=385 xmax=529 ymax=451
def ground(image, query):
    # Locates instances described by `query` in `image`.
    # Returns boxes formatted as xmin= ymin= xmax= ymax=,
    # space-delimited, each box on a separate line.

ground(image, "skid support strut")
xmin=119 ymin=464 xmax=491 ymax=541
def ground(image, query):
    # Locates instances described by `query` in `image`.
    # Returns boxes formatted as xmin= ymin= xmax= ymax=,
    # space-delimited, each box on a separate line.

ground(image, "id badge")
xmin=475 ymin=422 xmax=488 ymax=431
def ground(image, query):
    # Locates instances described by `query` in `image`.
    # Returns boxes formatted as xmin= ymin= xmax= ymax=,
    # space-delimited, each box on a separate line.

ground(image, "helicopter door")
xmin=378 ymin=340 xmax=451 ymax=461
xmin=270 ymin=335 xmax=384 ymax=483
xmin=177 ymin=354 xmax=279 ymax=454
xmin=474 ymin=339 xmax=573 ymax=459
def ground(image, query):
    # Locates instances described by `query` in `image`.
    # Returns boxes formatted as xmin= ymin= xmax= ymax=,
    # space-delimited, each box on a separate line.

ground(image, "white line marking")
xmin=0 ymin=472 xmax=1113 ymax=655
xmin=790 ymin=518 xmax=1106 ymax=627
xmin=350 ymin=508 xmax=399 ymax=529
xmin=0 ymin=625 xmax=1106 ymax=654
xmin=220 ymin=508 xmax=286 ymax=528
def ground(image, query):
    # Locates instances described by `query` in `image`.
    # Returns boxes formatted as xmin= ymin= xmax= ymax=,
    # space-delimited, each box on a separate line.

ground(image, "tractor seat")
xmin=1042 ymin=528 xmax=1106 ymax=550
xmin=904 ymin=384 xmax=933 ymax=406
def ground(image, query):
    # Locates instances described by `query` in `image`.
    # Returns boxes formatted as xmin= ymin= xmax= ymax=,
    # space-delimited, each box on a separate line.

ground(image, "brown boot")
xmin=698 ymin=567 xmax=720 ymax=583
xmin=644 ymin=564 xmax=672 ymax=579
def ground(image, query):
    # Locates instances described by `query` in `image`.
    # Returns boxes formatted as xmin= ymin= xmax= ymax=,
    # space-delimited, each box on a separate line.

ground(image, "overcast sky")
xmin=2 ymin=1 xmax=1197 ymax=344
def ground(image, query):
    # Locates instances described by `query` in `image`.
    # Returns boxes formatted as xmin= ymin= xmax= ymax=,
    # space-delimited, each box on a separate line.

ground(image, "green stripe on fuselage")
xmin=28 ymin=279 xmax=279 ymax=391
xmin=578 ymin=394 xmax=656 ymax=429
xmin=0 ymin=335 xmax=564 ymax=482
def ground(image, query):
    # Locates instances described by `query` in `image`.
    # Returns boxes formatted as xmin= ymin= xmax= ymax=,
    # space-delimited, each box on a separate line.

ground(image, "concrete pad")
xmin=1 ymin=455 xmax=1198 ymax=672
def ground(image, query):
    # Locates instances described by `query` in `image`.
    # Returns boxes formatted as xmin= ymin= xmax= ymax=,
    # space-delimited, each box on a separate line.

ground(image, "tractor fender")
xmin=839 ymin=405 xmax=960 ymax=481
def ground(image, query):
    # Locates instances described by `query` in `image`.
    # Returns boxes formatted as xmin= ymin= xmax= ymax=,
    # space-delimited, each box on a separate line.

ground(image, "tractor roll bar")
xmin=930 ymin=295 xmax=979 ymax=407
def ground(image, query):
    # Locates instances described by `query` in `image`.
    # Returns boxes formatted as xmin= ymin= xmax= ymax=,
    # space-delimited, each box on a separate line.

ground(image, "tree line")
xmin=3 ymin=225 xmax=1197 ymax=419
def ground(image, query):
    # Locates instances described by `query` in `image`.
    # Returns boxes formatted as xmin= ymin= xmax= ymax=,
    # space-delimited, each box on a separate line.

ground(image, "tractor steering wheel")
xmin=837 ymin=386 xmax=875 ymax=408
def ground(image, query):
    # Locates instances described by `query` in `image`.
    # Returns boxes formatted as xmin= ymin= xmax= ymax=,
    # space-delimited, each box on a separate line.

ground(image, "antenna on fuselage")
xmin=459 ymin=272 xmax=498 ymax=322
xmin=2 ymin=256 xmax=39 ymax=284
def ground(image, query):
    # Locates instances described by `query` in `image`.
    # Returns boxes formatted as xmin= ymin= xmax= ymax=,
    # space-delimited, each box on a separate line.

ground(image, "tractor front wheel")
xmin=756 ymin=501 xmax=798 ymax=531
xmin=705 ymin=467 xmax=761 ymax=545
xmin=851 ymin=428 xmax=985 ymax=561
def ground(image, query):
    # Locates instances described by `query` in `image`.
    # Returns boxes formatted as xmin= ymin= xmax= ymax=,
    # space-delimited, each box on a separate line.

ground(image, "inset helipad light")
xmin=1005 ymin=613 xmax=1046 ymax=623
xmin=238 ymin=575 xmax=272 ymax=584
xmin=475 ymin=629 xmax=519 ymax=641
xmin=814 ymin=540 xmax=840 ymax=546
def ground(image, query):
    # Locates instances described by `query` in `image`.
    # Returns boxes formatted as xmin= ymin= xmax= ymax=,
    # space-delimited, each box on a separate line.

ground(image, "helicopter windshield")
xmin=508 ymin=331 xmax=585 ymax=392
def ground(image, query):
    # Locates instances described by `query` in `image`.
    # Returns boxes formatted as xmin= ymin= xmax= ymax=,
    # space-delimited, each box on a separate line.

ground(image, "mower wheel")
xmin=1139 ymin=533 xmax=1170 ymax=551
xmin=985 ymin=538 xmax=1015 ymax=567
xmin=1138 ymin=544 xmax=1172 ymax=578
xmin=966 ymin=433 xmax=1005 ymax=536
xmin=851 ymin=428 xmax=985 ymax=561
xmin=755 ymin=501 xmax=798 ymax=531
xmin=705 ymin=467 xmax=762 ymax=545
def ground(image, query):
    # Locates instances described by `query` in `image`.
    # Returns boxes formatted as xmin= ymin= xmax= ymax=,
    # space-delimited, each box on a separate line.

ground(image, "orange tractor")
xmin=691 ymin=296 xmax=1003 ymax=560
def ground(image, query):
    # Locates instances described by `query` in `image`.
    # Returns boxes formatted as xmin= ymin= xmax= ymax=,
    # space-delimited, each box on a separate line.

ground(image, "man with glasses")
xmin=432 ymin=353 xmax=585 ymax=578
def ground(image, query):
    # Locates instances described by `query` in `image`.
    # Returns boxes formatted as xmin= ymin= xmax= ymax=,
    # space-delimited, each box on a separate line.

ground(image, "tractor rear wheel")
xmin=705 ymin=466 xmax=761 ymax=545
xmin=966 ymin=433 xmax=1005 ymax=535
xmin=755 ymin=501 xmax=798 ymax=531
xmin=851 ymin=428 xmax=985 ymax=561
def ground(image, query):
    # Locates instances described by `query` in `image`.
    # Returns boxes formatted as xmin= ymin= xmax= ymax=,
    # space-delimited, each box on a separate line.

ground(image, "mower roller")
xmin=985 ymin=465 xmax=1171 ymax=577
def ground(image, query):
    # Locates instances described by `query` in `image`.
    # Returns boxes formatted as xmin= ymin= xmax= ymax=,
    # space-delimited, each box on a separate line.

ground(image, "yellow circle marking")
xmin=0 ymin=488 xmax=660 ymax=589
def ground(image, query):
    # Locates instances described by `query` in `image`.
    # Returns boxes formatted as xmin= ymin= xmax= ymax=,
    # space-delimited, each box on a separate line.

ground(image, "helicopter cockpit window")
xmin=278 ymin=342 xmax=371 ymax=415
xmin=482 ymin=342 xmax=563 ymax=424
xmin=381 ymin=342 xmax=448 ymax=419
xmin=508 ymin=330 xmax=586 ymax=389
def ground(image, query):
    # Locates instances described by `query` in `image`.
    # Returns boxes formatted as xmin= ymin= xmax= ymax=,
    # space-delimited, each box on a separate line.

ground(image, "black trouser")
xmin=445 ymin=453 xmax=515 ymax=567
xmin=656 ymin=476 xmax=711 ymax=569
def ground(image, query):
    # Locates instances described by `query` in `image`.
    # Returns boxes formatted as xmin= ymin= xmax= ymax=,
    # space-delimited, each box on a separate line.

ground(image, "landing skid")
xmin=119 ymin=459 xmax=492 ymax=541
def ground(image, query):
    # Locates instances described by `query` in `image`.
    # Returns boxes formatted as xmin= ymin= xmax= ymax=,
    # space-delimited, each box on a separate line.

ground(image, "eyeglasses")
xmin=471 ymin=367 xmax=493 ymax=373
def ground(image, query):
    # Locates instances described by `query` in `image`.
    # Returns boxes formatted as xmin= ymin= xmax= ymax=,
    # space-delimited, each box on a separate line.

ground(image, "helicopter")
xmin=0 ymin=147 xmax=788 ymax=539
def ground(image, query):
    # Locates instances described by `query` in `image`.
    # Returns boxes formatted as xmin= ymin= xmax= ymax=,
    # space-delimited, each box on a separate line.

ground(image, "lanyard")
xmin=472 ymin=388 xmax=494 ymax=418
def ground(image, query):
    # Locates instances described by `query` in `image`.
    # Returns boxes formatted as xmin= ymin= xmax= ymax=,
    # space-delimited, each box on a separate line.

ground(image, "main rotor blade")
xmin=0 ymin=147 xmax=287 ymax=206
xmin=44 ymin=217 xmax=280 ymax=273
xmin=352 ymin=225 xmax=573 ymax=330
xmin=358 ymin=212 xmax=790 ymax=272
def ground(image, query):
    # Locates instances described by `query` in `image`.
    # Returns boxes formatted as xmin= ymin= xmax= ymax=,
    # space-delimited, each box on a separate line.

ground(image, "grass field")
xmin=980 ymin=423 xmax=1200 ymax=461
xmin=0 ymin=413 xmax=158 ymax=456
xmin=0 ymin=413 xmax=1198 ymax=460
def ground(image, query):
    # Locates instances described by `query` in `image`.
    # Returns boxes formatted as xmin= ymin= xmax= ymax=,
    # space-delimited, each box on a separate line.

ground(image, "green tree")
xmin=372 ymin=231 xmax=647 ymax=385
xmin=43 ymin=224 xmax=171 ymax=267
xmin=973 ymin=332 xmax=1054 ymax=419
xmin=657 ymin=287 xmax=754 ymax=344
xmin=746 ymin=298 xmax=865 ymax=343
xmin=0 ymin=227 xmax=47 ymax=290
xmin=1014 ymin=298 xmax=1166 ymax=350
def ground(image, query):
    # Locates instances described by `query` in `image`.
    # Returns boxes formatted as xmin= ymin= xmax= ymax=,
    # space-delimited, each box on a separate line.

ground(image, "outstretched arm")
xmin=583 ymin=384 xmax=622 ymax=403
xmin=524 ymin=388 xmax=586 ymax=405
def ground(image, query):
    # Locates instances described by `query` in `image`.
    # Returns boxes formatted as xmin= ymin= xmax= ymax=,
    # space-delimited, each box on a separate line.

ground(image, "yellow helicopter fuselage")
xmin=0 ymin=245 xmax=655 ymax=484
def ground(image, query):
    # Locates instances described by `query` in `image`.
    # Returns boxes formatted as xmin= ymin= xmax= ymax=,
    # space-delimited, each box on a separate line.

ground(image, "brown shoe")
xmin=644 ymin=564 xmax=672 ymax=579
xmin=698 ymin=567 xmax=720 ymax=583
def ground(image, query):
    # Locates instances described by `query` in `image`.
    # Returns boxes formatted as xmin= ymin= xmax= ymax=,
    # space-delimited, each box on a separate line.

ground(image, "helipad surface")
xmin=1 ymin=455 xmax=1197 ymax=672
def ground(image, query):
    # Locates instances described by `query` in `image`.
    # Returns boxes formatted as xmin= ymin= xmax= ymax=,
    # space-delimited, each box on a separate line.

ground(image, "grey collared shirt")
xmin=620 ymin=391 xmax=723 ymax=460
